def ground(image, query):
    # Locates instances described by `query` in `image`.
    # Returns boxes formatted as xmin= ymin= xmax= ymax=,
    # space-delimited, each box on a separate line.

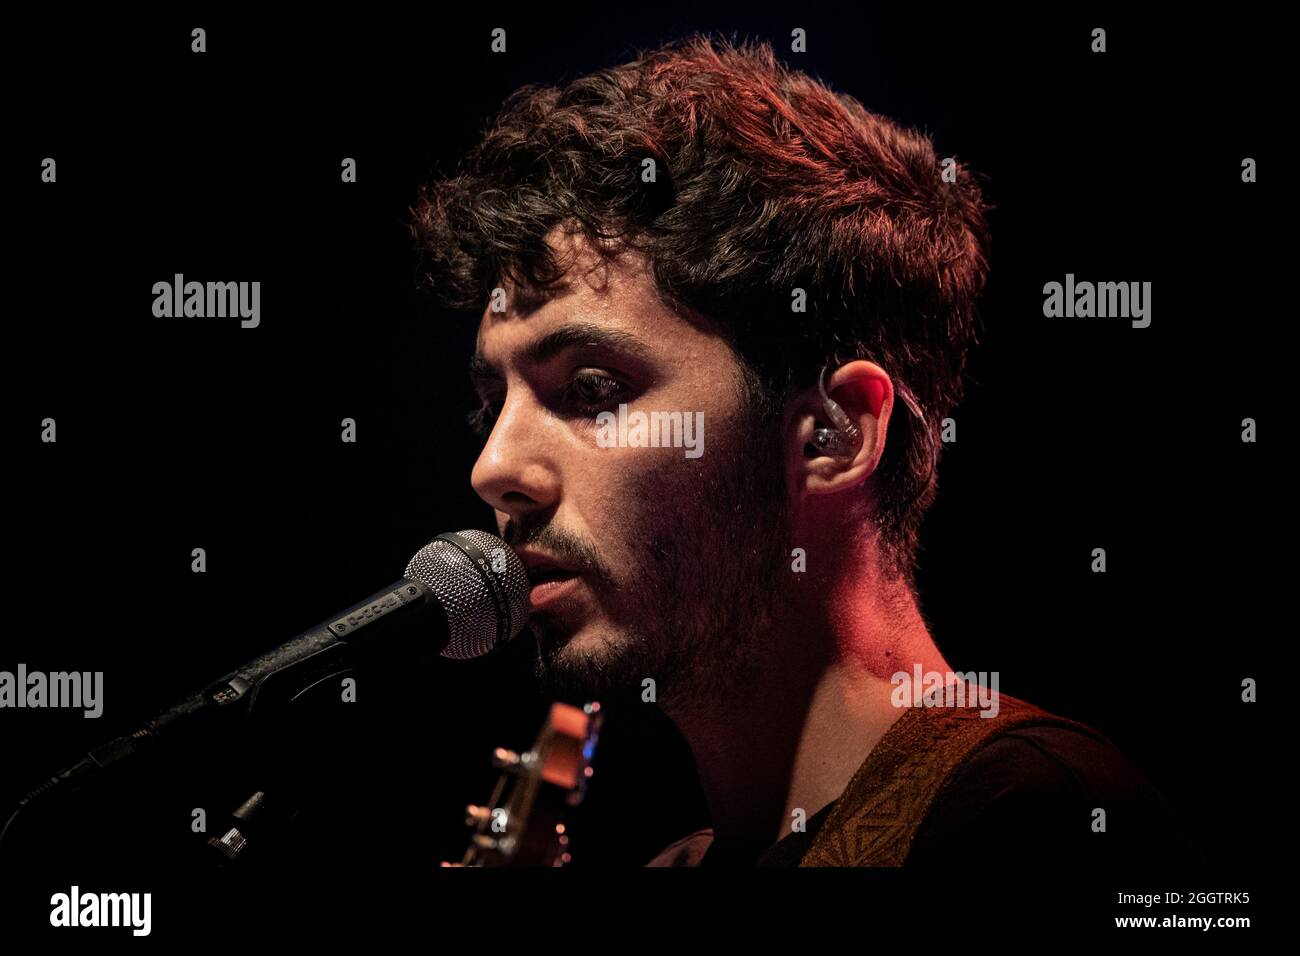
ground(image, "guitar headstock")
xmin=443 ymin=700 xmax=603 ymax=867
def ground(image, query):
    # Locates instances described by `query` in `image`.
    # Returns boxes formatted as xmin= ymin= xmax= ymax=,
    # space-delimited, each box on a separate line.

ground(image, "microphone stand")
xmin=0 ymin=647 xmax=370 ymax=864
xmin=201 ymin=661 xmax=367 ymax=866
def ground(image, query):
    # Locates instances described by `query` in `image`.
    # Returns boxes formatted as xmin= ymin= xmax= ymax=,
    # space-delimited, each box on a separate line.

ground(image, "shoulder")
xmin=907 ymin=724 xmax=1205 ymax=869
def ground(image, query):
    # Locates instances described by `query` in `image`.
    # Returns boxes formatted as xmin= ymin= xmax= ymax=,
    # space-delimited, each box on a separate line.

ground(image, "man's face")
xmin=468 ymin=235 xmax=790 ymax=709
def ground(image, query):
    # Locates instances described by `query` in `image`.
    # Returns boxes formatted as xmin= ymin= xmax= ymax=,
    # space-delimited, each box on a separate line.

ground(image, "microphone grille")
xmin=404 ymin=529 xmax=530 ymax=660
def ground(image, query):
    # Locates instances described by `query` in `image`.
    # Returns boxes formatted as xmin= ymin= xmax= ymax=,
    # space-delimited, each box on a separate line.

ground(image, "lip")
xmin=515 ymin=548 xmax=581 ymax=580
xmin=527 ymin=573 xmax=582 ymax=612
xmin=515 ymin=548 xmax=585 ymax=612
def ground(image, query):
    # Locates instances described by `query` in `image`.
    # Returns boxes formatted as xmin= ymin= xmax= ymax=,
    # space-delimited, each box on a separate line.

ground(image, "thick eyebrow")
xmin=469 ymin=322 xmax=651 ymax=382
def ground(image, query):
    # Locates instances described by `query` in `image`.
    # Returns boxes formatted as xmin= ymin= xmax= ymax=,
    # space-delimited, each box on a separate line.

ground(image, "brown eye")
xmin=567 ymin=371 xmax=624 ymax=409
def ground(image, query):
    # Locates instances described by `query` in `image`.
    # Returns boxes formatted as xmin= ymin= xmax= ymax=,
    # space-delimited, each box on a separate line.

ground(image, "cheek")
xmin=570 ymin=447 xmax=709 ymax=543
xmin=561 ymin=388 xmax=749 ymax=546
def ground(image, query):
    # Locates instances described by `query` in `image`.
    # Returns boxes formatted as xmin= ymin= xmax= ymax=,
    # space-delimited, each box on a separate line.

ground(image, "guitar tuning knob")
xmin=465 ymin=804 xmax=492 ymax=826
xmin=491 ymin=747 xmax=522 ymax=770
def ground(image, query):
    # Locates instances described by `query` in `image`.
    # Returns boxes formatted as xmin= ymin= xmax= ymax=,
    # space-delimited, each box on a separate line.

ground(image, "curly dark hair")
xmin=410 ymin=33 xmax=991 ymax=585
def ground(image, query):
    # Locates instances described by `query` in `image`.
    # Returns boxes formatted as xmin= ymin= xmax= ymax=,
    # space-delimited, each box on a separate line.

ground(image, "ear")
xmin=786 ymin=360 xmax=894 ymax=498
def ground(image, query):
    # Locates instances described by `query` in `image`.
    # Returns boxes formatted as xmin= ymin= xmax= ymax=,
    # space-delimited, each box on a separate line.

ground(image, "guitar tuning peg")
xmin=465 ymin=804 xmax=491 ymax=826
xmin=491 ymin=747 xmax=522 ymax=770
xmin=439 ymin=861 xmax=464 ymax=867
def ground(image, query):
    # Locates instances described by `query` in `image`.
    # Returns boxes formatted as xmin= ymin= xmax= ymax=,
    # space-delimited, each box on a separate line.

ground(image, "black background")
xmin=3 ymin=3 xmax=1279 ymax=937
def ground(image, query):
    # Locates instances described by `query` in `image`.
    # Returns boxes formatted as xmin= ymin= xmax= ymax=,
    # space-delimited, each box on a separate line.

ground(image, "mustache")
xmin=503 ymin=519 xmax=618 ymax=590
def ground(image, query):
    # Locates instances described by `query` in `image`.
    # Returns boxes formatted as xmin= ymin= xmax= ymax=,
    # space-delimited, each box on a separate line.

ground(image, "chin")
xmin=532 ymin=619 xmax=644 ymax=698
xmin=544 ymin=618 xmax=616 ymax=661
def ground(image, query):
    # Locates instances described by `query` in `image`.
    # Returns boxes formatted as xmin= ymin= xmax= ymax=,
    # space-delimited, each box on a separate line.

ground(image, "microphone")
xmin=0 ymin=529 xmax=530 ymax=848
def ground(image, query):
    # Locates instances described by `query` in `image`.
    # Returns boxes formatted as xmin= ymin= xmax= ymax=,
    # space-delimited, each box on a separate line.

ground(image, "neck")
xmin=663 ymin=552 xmax=949 ymax=858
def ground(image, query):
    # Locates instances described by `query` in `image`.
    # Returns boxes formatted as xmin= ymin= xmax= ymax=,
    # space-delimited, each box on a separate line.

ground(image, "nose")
xmin=470 ymin=390 xmax=561 ymax=530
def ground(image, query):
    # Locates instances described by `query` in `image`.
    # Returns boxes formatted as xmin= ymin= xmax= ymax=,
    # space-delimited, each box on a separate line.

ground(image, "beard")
xmin=515 ymin=378 xmax=792 ymax=715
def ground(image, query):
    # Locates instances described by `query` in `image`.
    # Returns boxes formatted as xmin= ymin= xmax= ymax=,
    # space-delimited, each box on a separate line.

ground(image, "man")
xmin=409 ymin=34 xmax=1199 ymax=867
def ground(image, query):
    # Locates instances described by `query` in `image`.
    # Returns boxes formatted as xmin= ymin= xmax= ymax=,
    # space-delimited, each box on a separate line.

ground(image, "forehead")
xmin=473 ymin=233 xmax=707 ymax=365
